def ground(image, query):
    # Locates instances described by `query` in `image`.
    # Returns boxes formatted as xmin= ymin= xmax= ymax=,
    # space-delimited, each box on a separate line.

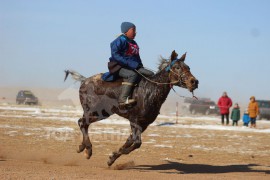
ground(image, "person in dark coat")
xmin=217 ymin=92 xmax=233 ymax=125
xmin=103 ymin=22 xmax=154 ymax=106
xmin=231 ymin=103 xmax=240 ymax=126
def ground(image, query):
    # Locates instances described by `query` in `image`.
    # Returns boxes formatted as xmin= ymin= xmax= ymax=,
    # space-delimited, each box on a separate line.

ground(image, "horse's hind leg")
xmin=77 ymin=117 xmax=93 ymax=159
xmin=77 ymin=118 xmax=87 ymax=152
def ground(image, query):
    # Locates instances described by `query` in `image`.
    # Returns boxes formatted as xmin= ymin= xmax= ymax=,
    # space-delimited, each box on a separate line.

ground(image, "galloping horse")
xmin=64 ymin=50 xmax=199 ymax=166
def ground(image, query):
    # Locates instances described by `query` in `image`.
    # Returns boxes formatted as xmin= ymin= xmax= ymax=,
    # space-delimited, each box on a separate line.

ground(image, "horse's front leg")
xmin=107 ymin=123 xmax=144 ymax=166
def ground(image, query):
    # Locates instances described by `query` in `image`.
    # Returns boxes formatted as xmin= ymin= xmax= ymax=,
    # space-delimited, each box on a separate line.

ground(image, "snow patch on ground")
xmin=154 ymin=144 xmax=173 ymax=148
xmin=1 ymin=105 xmax=270 ymax=135
xmin=171 ymin=124 xmax=270 ymax=133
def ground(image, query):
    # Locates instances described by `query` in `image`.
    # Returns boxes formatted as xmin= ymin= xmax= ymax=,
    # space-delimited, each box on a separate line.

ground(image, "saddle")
xmin=87 ymin=73 xmax=123 ymax=88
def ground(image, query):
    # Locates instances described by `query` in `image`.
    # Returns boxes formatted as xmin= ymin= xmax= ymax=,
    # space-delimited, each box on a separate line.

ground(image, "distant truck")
xmin=257 ymin=100 xmax=270 ymax=120
xmin=183 ymin=97 xmax=219 ymax=115
xmin=16 ymin=90 xmax=39 ymax=105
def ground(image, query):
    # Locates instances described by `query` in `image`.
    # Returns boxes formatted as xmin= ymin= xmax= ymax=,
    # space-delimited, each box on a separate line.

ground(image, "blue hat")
xmin=121 ymin=22 xmax=135 ymax=33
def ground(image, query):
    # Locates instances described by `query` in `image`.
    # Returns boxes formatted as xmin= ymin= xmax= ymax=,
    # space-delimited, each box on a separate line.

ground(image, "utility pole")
xmin=176 ymin=102 xmax=178 ymax=124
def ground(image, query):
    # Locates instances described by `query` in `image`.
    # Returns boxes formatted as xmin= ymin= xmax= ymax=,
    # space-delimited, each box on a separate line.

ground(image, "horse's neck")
xmin=143 ymin=70 xmax=172 ymax=107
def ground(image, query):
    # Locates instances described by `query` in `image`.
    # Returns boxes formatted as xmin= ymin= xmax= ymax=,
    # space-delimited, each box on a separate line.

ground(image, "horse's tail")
xmin=64 ymin=70 xmax=86 ymax=82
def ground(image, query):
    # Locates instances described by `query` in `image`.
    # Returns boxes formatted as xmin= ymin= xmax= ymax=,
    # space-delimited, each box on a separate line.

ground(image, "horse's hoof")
xmin=77 ymin=144 xmax=85 ymax=153
xmin=107 ymin=152 xmax=118 ymax=166
xmin=84 ymin=148 xmax=92 ymax=159
xmin=107 ymin=159 xmax=114 ymax=166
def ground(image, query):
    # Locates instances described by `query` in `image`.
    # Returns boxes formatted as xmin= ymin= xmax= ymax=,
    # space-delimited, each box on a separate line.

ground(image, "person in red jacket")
xmin=218 ymin=92 xmax=233 ymax=125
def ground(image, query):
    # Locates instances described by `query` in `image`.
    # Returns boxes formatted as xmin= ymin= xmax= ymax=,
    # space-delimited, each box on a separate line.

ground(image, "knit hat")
xmin=250 ymin=96 xmax=255 ymax=100
xmin=121 ymin=22 xmax=135 ymax=33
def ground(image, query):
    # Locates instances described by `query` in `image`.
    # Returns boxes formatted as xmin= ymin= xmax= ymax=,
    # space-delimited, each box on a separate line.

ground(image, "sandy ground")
xmin=1 ymin=104 xmax=270 ymax=180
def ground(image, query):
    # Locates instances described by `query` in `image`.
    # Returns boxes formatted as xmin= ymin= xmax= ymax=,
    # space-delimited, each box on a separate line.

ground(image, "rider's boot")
xmin=118 ymin=82 xmax=136 ymax=106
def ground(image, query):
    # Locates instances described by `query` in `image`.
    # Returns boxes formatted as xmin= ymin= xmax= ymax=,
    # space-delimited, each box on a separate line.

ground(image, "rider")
xmin=108 ymin=22 xmax=154 ymax=106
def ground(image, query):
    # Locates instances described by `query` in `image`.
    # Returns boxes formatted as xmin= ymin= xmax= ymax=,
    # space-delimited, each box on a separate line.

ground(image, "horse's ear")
xmin=170 ymin=50 xmax=178 ymax=62
xmin=179 ymin=52 xmax=187 ymax=61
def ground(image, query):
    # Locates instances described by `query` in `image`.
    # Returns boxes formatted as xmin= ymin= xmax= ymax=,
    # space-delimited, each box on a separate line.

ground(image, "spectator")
xmin=248 ymin=96 xmax=259 ymax=128
xmin=231 ymin=103 xmax=240 ymax=126
xmin=218 ymin=92 xmax=233 ymax=125
xmin=242 ymin=108 xmax=250 ymax=127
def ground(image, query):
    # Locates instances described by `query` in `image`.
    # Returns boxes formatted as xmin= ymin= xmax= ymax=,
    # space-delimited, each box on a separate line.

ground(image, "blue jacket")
xmin=102 ymin=35 xmax=143 ymax=81
xmin=109 ymin=34 xmax=143 ymax=69
xmin=242 ymin=113 xmax=250 ymax=123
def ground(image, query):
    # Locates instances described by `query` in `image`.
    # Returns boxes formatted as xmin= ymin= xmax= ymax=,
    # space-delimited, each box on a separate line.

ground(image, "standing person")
xmin=230 ymin=103 xmax=240 ymax=126
xmin=103 ymin=22 xmax=154 ymax=106
xmin=218 ymin=92 xmax=233 ymax=125
xmin=248 ymin=96 xmax=259 ymax=128
xmin=242 ymin=108 xmax=250 ymax=127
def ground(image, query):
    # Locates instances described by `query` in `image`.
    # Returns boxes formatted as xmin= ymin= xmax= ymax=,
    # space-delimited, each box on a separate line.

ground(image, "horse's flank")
xmin=79 ymin=68 xmax=171 ymax=122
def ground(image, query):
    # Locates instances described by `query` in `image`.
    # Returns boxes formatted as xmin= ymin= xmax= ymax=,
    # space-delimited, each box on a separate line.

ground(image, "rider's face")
xmin=125 ymin=27 xmax=136 ymax=40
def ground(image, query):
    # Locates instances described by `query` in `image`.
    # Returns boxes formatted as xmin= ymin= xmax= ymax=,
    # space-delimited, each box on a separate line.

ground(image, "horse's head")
xmin=162 ymin=50 xmax=199 ymax=92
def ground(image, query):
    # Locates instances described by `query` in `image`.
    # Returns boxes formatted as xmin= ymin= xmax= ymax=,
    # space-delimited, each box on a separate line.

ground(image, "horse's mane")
xmin=157 ymin=56 xmax=170 ymax=72
xmin=137 ymin=57 xmax=171 ymax=89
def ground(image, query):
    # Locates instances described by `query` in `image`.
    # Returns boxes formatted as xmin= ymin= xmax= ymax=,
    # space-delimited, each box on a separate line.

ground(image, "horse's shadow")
xmin=131 ymin=160 xmax=270 ymax=174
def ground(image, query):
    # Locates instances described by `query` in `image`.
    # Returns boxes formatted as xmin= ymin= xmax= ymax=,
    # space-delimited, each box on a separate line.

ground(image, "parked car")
xmin=16 ymin=90 xmax=38 ymax=105
xmin=256 ymin=100 xmax=270 ymax=120
xmin=183 ymin=98 xmax=219 ymax=115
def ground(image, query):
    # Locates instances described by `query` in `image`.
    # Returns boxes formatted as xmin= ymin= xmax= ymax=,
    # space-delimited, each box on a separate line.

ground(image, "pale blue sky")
xmin=1 ymin=0 xmax=270 ymax=103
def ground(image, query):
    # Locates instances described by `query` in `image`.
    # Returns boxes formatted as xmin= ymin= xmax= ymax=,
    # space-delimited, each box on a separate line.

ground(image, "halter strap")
xmin=165 ymin=59 xmax=179 ymax=72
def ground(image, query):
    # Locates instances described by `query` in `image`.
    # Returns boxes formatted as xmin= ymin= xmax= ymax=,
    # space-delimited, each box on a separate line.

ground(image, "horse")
xmin=64 ymin=50 xmax=199 ymax=166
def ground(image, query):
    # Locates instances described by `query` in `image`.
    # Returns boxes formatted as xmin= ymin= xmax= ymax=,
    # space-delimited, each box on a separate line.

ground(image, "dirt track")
xmin=1 ymin=105 xmax=270 ymax=179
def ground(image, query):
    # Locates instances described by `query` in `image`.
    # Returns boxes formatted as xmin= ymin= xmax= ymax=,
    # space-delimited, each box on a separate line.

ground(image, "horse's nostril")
xmin=190 ymin=79 xmax=199 ymax=85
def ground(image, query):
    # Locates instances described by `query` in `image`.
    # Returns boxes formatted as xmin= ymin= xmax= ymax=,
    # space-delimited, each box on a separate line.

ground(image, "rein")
xmin=171 ymin=87 xmax=198 ymax=100
xmin=134 ymin=58 xmax=182 ymax=85
xmin=134 ymin=68 xmax=181 ymax=86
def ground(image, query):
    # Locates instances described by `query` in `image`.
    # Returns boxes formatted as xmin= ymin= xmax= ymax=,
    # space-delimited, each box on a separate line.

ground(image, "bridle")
xmin=166 ymin=59 xmax=190 ymax=86
xmin=135 ymin=59 xmax=198 ymax=99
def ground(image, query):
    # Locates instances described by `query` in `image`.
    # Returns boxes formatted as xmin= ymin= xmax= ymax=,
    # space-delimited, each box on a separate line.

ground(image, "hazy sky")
xmin=1 ymin=0 xmax=270 ymax=104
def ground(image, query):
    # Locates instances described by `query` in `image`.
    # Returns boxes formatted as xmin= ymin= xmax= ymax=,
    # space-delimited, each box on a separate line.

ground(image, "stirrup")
xmin=119 ymin=97 xmax=136 ymax=106
xmin=125 ymin=96 xmax=136 ymax=104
